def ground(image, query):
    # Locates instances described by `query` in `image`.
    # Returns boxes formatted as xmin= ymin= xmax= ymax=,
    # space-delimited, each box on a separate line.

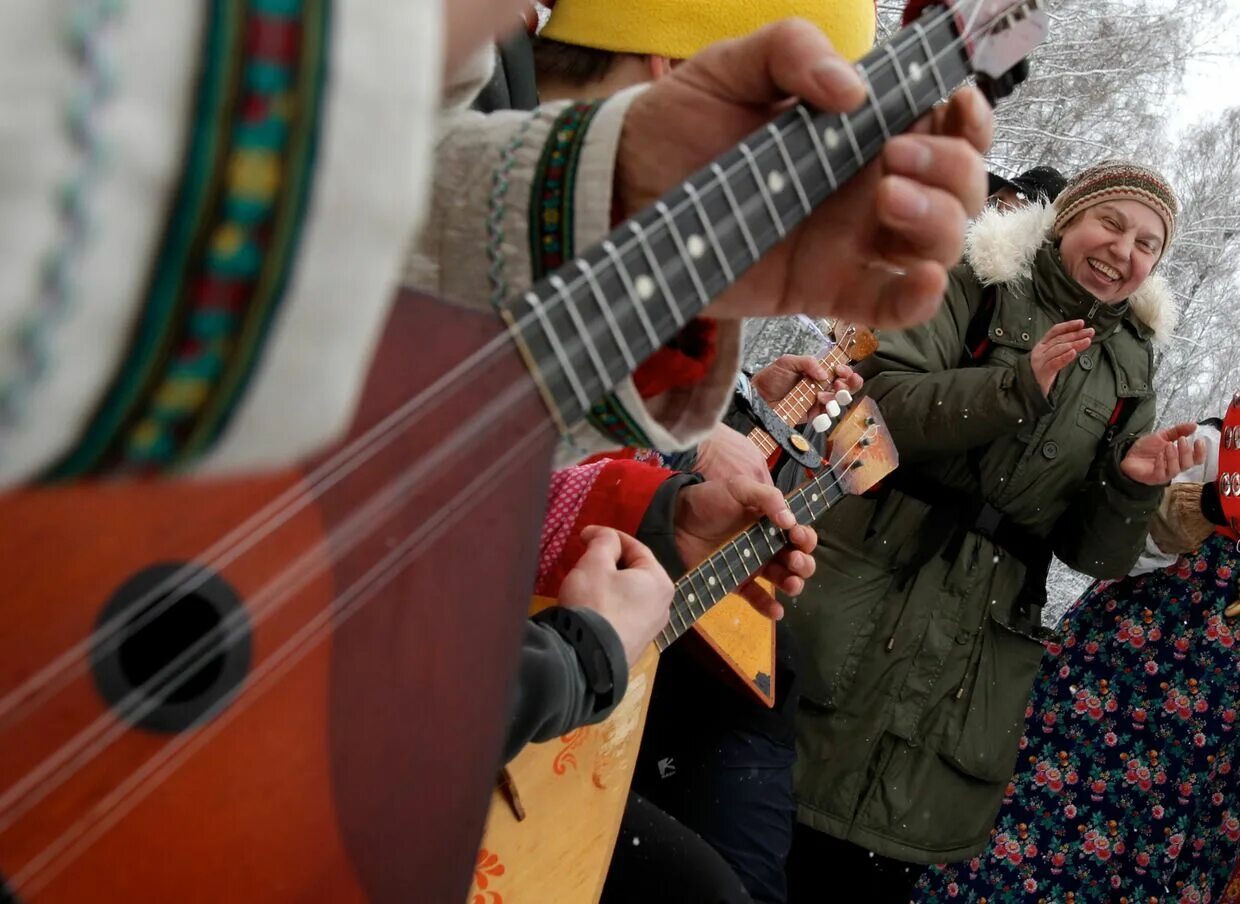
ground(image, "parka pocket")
xmin=945 ymin=605 xmax=1047 ymax=783
xmin=1076 ymin=393 xmax=1117 ymax=440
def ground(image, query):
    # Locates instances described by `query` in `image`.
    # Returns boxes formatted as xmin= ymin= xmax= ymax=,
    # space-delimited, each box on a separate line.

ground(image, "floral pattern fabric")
xmin=914 ymin=532 xmax=1240 ymax=903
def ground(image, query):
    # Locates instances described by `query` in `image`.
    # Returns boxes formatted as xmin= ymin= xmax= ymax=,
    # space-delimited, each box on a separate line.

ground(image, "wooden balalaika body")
xmin=695 ymin=322 xmax=879 ymax=706
xmin=0 ymin=2 xmax=1046 ymax=900
xmin=473 ymin=401 xmax=898 ymax=904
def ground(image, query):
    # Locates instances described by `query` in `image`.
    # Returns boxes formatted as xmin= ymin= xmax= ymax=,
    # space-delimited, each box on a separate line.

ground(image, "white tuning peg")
xmin=834 ymin=389 xmax=853 ymax=407
xmin=825 ymin=400 xmax=842 ymax=419
xmin=812 ymin=413 xmax=833 ymax=434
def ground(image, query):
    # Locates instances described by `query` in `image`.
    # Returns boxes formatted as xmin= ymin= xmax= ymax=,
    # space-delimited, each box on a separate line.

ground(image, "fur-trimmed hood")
xmin=963 ymin=202 xmax=1179 ymax=344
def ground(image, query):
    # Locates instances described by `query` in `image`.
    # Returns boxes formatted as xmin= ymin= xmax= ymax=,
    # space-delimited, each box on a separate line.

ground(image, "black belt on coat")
xmin=877 ymin=470 xmax=1055 ymax=639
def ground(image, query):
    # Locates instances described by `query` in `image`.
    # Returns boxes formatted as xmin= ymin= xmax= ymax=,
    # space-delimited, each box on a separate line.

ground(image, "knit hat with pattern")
xmin=1053 ymin=160 xmax=1178 ymax=252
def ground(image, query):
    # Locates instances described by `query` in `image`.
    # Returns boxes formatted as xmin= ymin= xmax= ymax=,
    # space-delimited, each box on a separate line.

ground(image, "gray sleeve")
xmin=502 ymin=608 xmax=628 ymax=764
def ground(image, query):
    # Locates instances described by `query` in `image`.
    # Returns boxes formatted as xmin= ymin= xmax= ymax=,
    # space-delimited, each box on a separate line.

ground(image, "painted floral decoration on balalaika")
xmin=1219 ymin=392 xmax=1240 ymax=538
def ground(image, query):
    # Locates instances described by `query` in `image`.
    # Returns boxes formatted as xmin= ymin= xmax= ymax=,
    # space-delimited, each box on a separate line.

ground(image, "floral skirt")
xmin=914 ymin=532 xmax=1240 ymax=903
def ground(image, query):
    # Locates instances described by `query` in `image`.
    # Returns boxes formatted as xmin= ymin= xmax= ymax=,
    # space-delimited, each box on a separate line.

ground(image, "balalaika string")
xmin=0 ymin=0 xmax=1001 ymax=739
xmin=0 ymin=0 xmax=1003 ymax=886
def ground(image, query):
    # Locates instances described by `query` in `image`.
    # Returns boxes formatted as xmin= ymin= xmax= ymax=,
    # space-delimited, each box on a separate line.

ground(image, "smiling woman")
xmin=1052 ymin=160 xmax=1178 ymax=305
xmin=784 ymin=157 xmax=1208 ymax=897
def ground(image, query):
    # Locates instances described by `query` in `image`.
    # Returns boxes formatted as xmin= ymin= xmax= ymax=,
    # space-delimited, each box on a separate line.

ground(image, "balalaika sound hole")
xmin=90 ymin=563 xmax=252 ymax=733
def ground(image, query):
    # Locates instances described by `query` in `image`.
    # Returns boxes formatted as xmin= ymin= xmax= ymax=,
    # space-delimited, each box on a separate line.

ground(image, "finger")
xmin=727 ymin=476 xmax=797 ymax=530
xmin=1176 ymin=437 xmax=1198 ymax=474
xmin=738 ymin=581 xmax=785 ymax=620
xmin=1044 ymin=329 xmax=1095 ymax=348
xmin=610 ymin=530 xmax=664 ymax=571
xmin=1158 ymin=422 xmax=1198 ymax=442
xmin=882 ymin=134 xmax=988 ymax=221
xmin=1043 ymin=348 xmax=1081 ymax=373
xmin=757 ymin=560 xmax=806 ymax=597
xmin=861 ymin=260 xmax=948 ymax=330
xmin=873 ymin=177 xmax=967 ymax=268
xmin=1046 ymin=336 xmax=1094 ymax=356
xmin=1037 ymin=320 xmax=1088 ymax=344
xmin=787 ymin=524 xmax=817 ymax=555
xmin=783 ymin=354 xmax=834 ymax=384
xmin=1193 ymin=438 xmax=1208 ymax=466
xmin=772 ymin=547 xmax=816 ymax=579
xmin=687 ymin=18 xmax=865 ymax=113
xmin=919 ymin=86 xmax=993 ymax=156
xmin=580 ymin=525 xmax=661 ymax=571
xmin=578 ymin=525 xmax=623 ymax=565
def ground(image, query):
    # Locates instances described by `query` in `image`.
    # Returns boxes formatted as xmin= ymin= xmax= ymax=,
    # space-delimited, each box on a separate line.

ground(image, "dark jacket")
xmin=502 ymin=473 xmax=699 ymax=763
xmin=786 ymin=202 xmax=1177 ymax=863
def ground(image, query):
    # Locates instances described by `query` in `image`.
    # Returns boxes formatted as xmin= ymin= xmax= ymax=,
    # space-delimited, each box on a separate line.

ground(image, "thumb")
xmin=676 ymin=19 xmax=864 ymax=113
xmin=727 ymin=476 xmax=797 ymax=530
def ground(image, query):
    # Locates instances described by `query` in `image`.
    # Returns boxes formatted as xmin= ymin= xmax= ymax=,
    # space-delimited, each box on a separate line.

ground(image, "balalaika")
xmin=0 ymin=3 xmax=1048 ymax=901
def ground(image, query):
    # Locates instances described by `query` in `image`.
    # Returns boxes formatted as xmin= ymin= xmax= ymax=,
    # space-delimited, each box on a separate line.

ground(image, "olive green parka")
xmin=787 ymin=201 xmax=1179 ymax=864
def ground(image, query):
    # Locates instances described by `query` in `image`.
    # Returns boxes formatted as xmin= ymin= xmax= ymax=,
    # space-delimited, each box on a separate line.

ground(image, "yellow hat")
xmin=541 ymin=0 xmax=877 ymax=64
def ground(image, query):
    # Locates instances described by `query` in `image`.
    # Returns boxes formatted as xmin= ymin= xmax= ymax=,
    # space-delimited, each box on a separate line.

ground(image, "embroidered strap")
xmin=47 ymin=0 xmax=331 ymax=480
xmin=526 ymin=101 xmax=653 ymax=448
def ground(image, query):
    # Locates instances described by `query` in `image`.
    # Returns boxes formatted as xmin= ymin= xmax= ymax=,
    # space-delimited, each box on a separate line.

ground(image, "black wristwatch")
xmin=534 ymin=607 xmax=618 ymax=712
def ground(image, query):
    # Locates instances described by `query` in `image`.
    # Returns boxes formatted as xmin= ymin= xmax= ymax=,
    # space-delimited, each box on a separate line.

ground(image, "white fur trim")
xmin=964 ymin=202 xmax=1179 ymax=344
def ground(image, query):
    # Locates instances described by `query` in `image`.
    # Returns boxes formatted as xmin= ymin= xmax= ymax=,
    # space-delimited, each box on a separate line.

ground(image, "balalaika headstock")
xmin=826 ymin=398 xmax=898 ymax=497
xmin=830 ymin=321 xmax=880 ymax=365
xmin=1219 ymin=392 xmax=1240 ymax=538
xmin=903 ymin=0 xmax=1048 ymax=91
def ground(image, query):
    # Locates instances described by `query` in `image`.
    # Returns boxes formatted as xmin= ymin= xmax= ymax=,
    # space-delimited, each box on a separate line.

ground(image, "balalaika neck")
xmin=655 ymin=447 xmax=862 ymax=650
xmin=509 ymin=8 xmax=970 ymax=427
xmin=749 ymin=343 xmax=853 ymax=460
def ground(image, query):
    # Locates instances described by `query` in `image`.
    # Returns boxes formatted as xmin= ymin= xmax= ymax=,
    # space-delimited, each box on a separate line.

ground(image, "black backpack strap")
xmin=959 ymin=284 xmax=999 ymax=367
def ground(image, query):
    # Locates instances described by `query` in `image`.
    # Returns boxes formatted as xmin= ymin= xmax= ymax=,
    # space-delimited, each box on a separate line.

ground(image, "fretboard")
xmin=655 ymin=450 xmax=855 ymax=649
xmin=510 ymin=8 xmax=970 ymax=426
xmin=747 ymin=345 xmax=853 ymax=460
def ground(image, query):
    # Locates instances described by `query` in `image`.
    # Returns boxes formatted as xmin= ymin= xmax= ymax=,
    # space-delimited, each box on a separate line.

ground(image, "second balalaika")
xmin=0 ymin=3 xmax=1048 ymax=902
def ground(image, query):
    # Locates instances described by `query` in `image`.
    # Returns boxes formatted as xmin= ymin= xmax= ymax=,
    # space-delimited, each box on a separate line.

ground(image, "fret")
xmin=702 ymin=558 xmax=725 ymax=603
xmin=840 ymin=113 xmax=864 ymax=167
xmin=859 ymin=67 xmax=891 ymax=141
xmin=726 ymin=539 xmax=756 ymax=582
xmin=601 ymin=240 xmax=661 ymax=350
xmin=766 ymin=124 xmax=812 ymax=215
xmin=523 ymin=291 xmax=591 ymax=412
xmin=716 ymin=546 xmax=741 ymax=587
xmin=668 ymin=599 xmax=691 ymax=636
xmin=733 ymin=537 xmax=754 ymax=574
xmin=657 ymin=623 xmax=675 ymax=651
xmin=759 ymin=521 xmax=781 ymax=555
xmin=711 ymin=162 xmax=760 ymax=262
xmin=796 ymin=104 xmax=837 ymax=192
xmin=739 ymin=141 xmax=786 ymax=239
xmin=550 ymin=274 xmax=613 ymax=391
xmin=654 ymin=200 xmax=710 ymax=308
xmin=684 ymin=180 xmax=735 ymax=284
xmin=510 ymin=6 xmax=976 ymax=429
xmin=913 ymin=22 xmax=949 ymax=98
xmin=885 ymin=42 xmax=919 ymax=115
xmin=574 ymin=260 xmax=637 ymax=373
xmin=682 ymin=572 xmax=707 ymax=614
xmin=627 ymin=220 xmax=684 ymax=329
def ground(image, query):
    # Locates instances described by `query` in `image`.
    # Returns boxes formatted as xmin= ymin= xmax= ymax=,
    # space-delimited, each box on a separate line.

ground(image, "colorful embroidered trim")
xmin=528 ymin=102 xmax=601 ymax=279
xmin=528 ymin=102 xmax=652 ymax=449
xmin=47 ymin=0 xmax=330 ymax=479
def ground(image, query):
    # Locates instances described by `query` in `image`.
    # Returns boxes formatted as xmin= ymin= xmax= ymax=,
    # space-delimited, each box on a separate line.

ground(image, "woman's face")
xmin=1057 ymin=200 xmax=1166 ymax=304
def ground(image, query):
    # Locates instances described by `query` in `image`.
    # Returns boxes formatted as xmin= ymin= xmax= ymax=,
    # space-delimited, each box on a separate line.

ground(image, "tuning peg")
xmin=825 ymin=400 xmax=842 ymax=419
xmin=812 ymin=413 xmax=833 ymax=434
xmin=834 ymin=389 xmax=853 ymax=407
